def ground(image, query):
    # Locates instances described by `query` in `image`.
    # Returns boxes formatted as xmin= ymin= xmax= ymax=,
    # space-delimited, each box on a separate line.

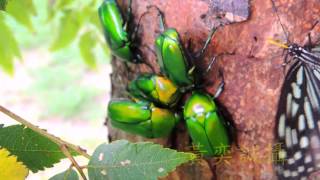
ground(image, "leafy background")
xmin=0 ymin=0 xmax=111 ymax=178
xmin=1 ymin=0 xmax=111 ymax=119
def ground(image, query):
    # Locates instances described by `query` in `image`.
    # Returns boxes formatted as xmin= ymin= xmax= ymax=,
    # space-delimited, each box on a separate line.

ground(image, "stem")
xmin=61 ymin=145 xmax=87 ymax=180
xmin=0 ymin=105 xmax=91 ymax=159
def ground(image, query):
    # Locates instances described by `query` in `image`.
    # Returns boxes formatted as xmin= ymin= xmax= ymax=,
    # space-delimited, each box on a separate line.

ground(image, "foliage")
xmin=0 ymin=106 xmax=196 ymax=179
xmin=0 ymin=0 xmax=108 ymax=119
xmin=88 ymin=140 xmax=196 ymax=180
xmin=0 ymin=0 xmax=109 ymax=75
xmin=0 ymin=148 xmax=29 ymax=180
xmin=0 ymin=125 xmax=78 ymax=172
xmin=0 ymin=14 xmax=21 ymax=75
xmin=49 ymin=168 xmax=79 ymax=180
xmin=0 ymin=0 xmax=8 ymax=10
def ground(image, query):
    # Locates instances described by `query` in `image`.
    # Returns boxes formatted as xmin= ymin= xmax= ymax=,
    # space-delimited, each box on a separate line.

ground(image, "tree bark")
xmin=106 ymin=0 xmax=320 ymax=179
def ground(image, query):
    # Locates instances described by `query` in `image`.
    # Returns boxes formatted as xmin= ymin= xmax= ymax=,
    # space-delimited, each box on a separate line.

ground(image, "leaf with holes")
xmin=88 ymin=140 xmax=196 ymax=180
xmin=49 ymin=168 xmax=79 ymax=180
xmin=0 ymin=125 xmax=78 ymax=172
xmin=0 ymin=148 xmax=29 ymax=179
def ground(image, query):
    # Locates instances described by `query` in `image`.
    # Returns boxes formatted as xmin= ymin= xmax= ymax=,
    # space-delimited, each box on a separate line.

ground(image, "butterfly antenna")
xmin=270 ymin=0 xmax=289 ymax=42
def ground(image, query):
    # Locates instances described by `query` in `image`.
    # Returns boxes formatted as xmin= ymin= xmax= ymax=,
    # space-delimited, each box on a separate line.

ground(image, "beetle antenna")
xmin=270 ymin=0 xmax=289 ymax=42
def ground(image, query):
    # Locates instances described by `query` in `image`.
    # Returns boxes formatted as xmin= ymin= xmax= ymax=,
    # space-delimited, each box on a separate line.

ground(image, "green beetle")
xmin=128 ymin=74 xmax=181 ymax=107
xmin=108 ymin=100 xmax=179 ymax=138
xmin=155 ymin=28 xmax=194 ymax=88
xmin=98 ymin=0 xmax=143 ymax=63
xmin=152 ymin=6 xmax=217 ymax=90
xmin=184 ymin=91 xmax=230 ymax=156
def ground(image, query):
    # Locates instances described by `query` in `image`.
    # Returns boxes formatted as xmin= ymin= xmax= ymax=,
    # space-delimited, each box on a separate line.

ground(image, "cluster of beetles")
xmin=98 ymin=0 xmax=233 ymax=157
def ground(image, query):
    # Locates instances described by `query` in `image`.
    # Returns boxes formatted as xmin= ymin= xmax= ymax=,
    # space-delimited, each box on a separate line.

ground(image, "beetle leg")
xmin=195 ymin=27 xmax=218 ymax=59
xmin=131 ymin=5 xmax=165 ymax=41
xmin=123 ymin=0 xmax=133 ymax=31
xmin=124 ymin=62 xmax=132 ymax=79
xmin=140 ymin=44 xmax=156 ymax=73
xmin=213 ymin=69 xmax=224 ymax=99
xmin=130 ymin=10 xmax=150 ymax=41
xmin=146 ymin=5 xmax=166 ymax=32
xmin=205 ymin=56 xmax=217 ymax=73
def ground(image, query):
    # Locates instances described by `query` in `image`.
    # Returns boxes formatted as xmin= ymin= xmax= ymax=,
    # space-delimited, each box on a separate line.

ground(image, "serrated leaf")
xmin=0 ymin=125 xmax=78 ymax=173
xmin=6 ymin=0 xmax=35 ymax=31
xmin=50 ymin=11 xmax=81 ymax=51
xmin=0 ymin=148 xmax=29 ymax=180
xmin=79 ymin=31 xmax=97 ymax=68
xmin=88 ymin=140 xmax=196 ymax=180
xmin=0 ymin=16 xmax=21 ymax=75
xmin=49 ymin=168 xmax=79 ymax=180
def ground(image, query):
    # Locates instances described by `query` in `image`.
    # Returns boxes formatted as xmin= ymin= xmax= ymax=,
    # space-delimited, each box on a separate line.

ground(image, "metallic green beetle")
xmin=184 ymin=91 xmax=230 ymax=156
xmin=155 ymin=28 xmax=194 ymax=88
xmin=153 ymin=9 xmax=217 ymax=90
xmin=128 ymin=74 xmax=181 ymax=107
xmin=108 ymin=100 xmax=179 ymax=138
xmin=98 ymin=0 xmax=142 ymax=63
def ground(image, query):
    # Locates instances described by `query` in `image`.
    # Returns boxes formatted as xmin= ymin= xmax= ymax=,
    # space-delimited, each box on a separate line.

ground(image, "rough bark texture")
xmin=106 ymin=0 xmax=320 ymax=179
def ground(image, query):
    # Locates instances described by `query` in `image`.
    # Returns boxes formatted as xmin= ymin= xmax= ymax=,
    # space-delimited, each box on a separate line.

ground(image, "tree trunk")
xmin=106 ymin=0 xmax=320 ymax=179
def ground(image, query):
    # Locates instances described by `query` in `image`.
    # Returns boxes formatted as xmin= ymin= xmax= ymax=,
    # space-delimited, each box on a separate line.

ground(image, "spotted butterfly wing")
xmin=275 ymin=46 xmax=320 ymax=179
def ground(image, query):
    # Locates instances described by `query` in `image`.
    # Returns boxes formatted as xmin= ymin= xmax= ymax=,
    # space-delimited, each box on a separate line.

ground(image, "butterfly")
xmin=269 ymin=0 xmax=320 ymax=179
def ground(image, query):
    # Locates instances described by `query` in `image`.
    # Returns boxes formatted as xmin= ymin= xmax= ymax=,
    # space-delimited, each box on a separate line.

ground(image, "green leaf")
xmin=0 ymin=0 xmax=8 ymax=10
xmin=6 ymin=0 xmax=35 ymax=31
xmin=50 ymin=11 xmax=81 ymax=51
xmin=54 ymin=0 xmax=74 ymax=10
xmin=49 ymin=168 xmax=79 ymax=180
xmin=0 ymin=125 xmax=78 ymax=172
xmin=88 ymin=140 xmax=196 ymax=180
xmin=0 ymin=16 xmax=21 ymax=75
xmin=79 ymin=31 xmax=97 ymax=68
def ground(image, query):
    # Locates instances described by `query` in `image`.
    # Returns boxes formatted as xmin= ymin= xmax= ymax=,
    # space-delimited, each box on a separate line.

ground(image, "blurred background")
xmin=0 ymin=0 xmax=111 ymax=179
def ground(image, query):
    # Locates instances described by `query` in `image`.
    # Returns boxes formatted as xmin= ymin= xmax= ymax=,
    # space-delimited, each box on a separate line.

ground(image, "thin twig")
xmin=0 ymin=105 xmax=91 ymax=159
xmin=60 ymin=145 xmax=87 ymax=180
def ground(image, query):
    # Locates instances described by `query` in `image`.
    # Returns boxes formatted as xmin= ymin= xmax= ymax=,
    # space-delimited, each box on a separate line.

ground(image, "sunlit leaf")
xmin=49 ymin=168 xmax=79 ymax=180
xmin=0 ymin=148 xmax=29 ymax=180
xmin=0 ymin=15 xmax=21 ymax=75
xmin=88 ymin=140 xmax=196 ymax=180
xmin=0 ymin=125 xmax=79 ymax=172
xmin=79 ymin=31 xmax=97 ymax=68
xmin=55 ymin=0 xmax=74 ymax=10
xmin=6 ymin=0 xmax=35 ymax=31
xmin=50 ymin=10 xmax=81 ymax=51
